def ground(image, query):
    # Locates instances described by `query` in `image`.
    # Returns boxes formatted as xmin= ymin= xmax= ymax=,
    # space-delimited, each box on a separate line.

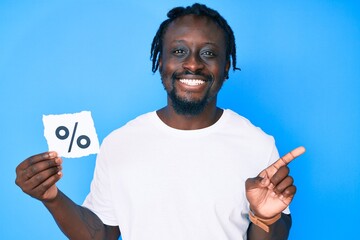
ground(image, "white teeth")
xmin=179 ymin=79 xmax=205 ymax=86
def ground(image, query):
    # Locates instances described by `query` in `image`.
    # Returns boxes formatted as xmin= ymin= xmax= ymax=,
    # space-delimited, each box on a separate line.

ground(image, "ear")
xmin=158 ymin=57 xmax=163 ymax=73
xmin=224 ymin=60 xmax=230 ymax=80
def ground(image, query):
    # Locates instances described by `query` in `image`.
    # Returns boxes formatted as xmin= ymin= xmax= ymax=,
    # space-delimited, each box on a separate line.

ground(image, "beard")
xmin=168 ymin=87 xmax=209 ymax=116
xmin=163 ymin=70 xmax=220 ymax=116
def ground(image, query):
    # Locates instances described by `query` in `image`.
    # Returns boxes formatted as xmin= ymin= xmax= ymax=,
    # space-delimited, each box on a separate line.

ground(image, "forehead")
xmin=163 ymin=15 xmax=226 ymax=45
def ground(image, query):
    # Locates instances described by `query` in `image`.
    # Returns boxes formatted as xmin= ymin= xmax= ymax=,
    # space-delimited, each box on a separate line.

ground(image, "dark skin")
xmin=15 ymin=14 xmax=305 ymax=239
xmin=158 ymin=15 xmax=305 ymax=239
xmin=157 ymin=15 xmax=230 ymax=130
xmin=15 ymin=151 xmax=120 ymax=239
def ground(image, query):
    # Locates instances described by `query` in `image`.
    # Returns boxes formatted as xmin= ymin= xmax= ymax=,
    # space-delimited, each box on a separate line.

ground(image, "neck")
xmin=156 ymin=101 xmax=223 ymax=130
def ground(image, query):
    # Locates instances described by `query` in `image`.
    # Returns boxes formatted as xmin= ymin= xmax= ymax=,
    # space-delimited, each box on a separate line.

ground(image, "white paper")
xmin=43 ymin=111 xmax=100 ymax=158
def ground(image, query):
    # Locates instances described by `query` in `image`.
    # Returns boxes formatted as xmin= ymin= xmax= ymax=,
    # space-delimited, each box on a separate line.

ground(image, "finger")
xmin=21 ymin=157 xmax=62 ymax=180
xmin=272 ymin=146 xmax=305 ymax=170
xmin=273 ymin=176 xmax=294 ymax=195
xmin=16 ymin=151 xmax=58 ymax=172
xmin=270 ymin=166 xmax=290 ymax=187
xmin=277 ymin=185 xmax=296 ymax=201
xmin=32 ymin=171 xmax=62 ymax=198
xmin=281 ymin=185 xmax=297 ymax=198
xmin=22 ymin=166 xmax=62 ymax=193
xmin=245 ymin=176 xmax=271 ymax=191
xmin=273 ymin=185 xmax=297 ymax=206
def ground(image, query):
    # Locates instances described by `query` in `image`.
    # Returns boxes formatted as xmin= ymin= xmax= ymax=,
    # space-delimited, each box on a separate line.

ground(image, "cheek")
xmin=159 ymin=61 xmax=178 ymax=81
xmin=214 ymin=62 xmax=228 ymax=79
xmin=160 ymin=69 xmax=170 ymax=83
xmin=159 ymin=66 xmax=173 ymax=90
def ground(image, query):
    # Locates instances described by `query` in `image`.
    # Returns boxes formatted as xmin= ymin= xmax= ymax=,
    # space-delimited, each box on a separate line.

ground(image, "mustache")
xmin=171 ymin=70 xmax=213 ymax=82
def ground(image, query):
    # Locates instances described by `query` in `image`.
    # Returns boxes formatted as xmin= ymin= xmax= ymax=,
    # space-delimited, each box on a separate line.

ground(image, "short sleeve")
xmin=82 ymin=143 xmax=118 ymax=226
xmin=267 ymin=144 xmax=280 ymax=165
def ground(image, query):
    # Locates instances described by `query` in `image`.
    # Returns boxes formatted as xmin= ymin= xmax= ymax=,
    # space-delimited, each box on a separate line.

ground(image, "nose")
xmin=182 ymin=54 xmax=204 ymax=73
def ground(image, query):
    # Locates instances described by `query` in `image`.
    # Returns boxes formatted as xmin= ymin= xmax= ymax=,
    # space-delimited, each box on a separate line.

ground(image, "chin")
xmin=169 ymin=90 xmax=208 ymax=116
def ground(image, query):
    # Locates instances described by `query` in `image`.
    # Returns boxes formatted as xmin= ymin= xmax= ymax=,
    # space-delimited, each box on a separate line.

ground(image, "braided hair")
xmin=150 ymin=3 xmax=240 ymax=73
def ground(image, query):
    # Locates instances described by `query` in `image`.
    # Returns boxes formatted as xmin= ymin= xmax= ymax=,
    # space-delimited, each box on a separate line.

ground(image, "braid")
xmin=150 ymin=3 xmax=240 ymax=73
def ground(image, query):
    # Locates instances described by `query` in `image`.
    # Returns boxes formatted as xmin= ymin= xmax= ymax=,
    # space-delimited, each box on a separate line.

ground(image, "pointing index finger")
xmin=272 ymin=146 xmax=306 ymax=170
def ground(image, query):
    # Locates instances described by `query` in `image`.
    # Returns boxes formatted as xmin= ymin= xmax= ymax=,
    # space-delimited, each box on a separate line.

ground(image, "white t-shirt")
xmin=83 ymin=109 xmax=285 ymax=240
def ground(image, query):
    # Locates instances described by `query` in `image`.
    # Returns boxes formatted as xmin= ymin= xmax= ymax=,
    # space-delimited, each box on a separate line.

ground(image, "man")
xmin=15 ymin=3 xmax=305 ymax=240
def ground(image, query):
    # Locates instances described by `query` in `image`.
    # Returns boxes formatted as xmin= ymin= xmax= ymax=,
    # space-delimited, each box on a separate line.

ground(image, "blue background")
xmin=1 ymin=0 xmax=359 ymax=239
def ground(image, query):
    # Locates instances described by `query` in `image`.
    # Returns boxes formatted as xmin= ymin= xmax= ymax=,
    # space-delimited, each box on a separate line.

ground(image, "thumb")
xmin=245 ymin=175 xmax=270 ymax=191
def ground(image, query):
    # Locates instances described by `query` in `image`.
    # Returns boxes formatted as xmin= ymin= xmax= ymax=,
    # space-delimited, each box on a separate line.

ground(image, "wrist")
xmin=248 ymin=209 xmax=281 ymax=233
xmin=42 ymin=188 xmax=61 ymax=206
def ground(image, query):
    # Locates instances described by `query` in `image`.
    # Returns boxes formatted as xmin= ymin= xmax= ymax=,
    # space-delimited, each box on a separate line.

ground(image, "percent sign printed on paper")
xmin=43 ymin=111 xmax=100 ymax=158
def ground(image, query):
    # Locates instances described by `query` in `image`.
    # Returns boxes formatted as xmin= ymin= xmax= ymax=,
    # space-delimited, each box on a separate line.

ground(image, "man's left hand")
xmin=245 ymin=146 xmax=306 ymax=219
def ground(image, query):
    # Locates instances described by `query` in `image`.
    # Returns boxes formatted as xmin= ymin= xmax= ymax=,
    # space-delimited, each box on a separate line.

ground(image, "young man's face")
xmin=159 ymin=14 xmax=230 ymax=115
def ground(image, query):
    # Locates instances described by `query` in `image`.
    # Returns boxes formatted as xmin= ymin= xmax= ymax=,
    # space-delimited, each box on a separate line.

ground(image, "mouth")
xmin=178 ymin=78 xmax=206 ymax=86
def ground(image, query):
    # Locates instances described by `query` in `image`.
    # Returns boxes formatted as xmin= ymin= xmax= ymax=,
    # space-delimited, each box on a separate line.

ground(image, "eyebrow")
xmin=171 ymin=39 xmax=220 ymax=47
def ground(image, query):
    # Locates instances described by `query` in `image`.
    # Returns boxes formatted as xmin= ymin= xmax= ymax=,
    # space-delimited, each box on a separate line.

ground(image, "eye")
xmin=173 ymin=49 xmax=186 ymax=55
xmin=201 ymin=50 xmax=216 ymax=57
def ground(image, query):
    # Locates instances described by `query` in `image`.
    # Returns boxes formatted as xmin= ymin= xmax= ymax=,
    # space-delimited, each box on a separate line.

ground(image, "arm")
xmin=245 ymin=147 xmax=305 ymax=240
xmin=247 ymin=213 xmax=291 ymax=240
xmin=43 ymin=190 xmax=120 ymax=240
xmin=15 ymin=152 xmax=120 ymax=240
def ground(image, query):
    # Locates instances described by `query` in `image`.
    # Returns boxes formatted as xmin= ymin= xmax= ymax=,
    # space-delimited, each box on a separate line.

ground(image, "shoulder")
xmin=221 ymin=109 xmax=279 ymax=170
xmin=101 ymin=111 xmax=156 ymax=146
xmin=222 ymin=109 xmax=274 ymax=142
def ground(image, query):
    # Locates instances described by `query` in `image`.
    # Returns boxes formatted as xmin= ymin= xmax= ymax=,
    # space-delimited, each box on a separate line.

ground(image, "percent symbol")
xmin=55 ymin=122 xmax=91 ymax=153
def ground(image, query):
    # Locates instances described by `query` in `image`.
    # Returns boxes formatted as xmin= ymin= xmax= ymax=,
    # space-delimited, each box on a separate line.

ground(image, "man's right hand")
xmin=15 ymin=152 xmax=63 ymax=202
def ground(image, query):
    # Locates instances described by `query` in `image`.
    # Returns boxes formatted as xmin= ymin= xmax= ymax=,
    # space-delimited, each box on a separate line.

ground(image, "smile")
xmin=179 ymin=79 xmax=206 ymax=86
